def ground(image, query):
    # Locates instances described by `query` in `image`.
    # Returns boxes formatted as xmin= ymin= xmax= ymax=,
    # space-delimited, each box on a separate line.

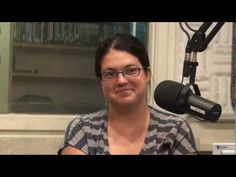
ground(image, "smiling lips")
xmin=115 ymin=88 xmax=134 ymax=96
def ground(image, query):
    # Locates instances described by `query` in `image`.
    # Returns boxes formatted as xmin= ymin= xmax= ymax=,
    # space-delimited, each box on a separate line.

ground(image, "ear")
xmin=146 ymin=66 xmax=151 ymax=83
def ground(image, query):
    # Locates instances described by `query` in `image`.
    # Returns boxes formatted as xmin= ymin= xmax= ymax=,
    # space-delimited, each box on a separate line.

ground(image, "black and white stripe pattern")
xmin=59 ymin=106 xmax=198 ymax=155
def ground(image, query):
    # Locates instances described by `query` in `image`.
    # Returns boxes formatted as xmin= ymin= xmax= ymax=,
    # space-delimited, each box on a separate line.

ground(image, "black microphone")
xmin=154 ymin=80 xmax=222 ymax=122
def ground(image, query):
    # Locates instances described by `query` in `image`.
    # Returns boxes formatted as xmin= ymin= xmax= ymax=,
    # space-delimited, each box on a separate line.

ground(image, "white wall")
xmin=0 ymin=114 xmax=71 ymax=154
xmin=147 ymin=22 xmax=235 ymax=151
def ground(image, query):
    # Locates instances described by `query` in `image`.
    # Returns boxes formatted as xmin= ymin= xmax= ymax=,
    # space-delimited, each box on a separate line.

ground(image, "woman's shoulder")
xmin=148 ymin=105 xmax=194 ymax=136
xmin=149 ymin=105 xmax=184 ymax=123
xmin=72 ymin=108 xmax=108 ymax=123
xmin=148 ymin=105 xmax=191 ymax=133
xmin=69 ymin=108 xmax=108 ymax=127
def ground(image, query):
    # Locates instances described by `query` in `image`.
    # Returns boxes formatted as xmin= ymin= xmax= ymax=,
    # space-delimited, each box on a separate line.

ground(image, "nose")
xmin=116 ymin=72 xmax=128 ymax=85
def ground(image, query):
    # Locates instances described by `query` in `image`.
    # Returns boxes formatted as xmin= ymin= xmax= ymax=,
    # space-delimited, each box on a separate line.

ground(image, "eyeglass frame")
xmin=99 ymin=66 xmax=145 ymax=81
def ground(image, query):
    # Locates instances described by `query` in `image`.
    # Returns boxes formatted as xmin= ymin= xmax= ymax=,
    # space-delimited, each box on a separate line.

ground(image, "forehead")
xmin=100 ymin=50 xmax=141 ymax=70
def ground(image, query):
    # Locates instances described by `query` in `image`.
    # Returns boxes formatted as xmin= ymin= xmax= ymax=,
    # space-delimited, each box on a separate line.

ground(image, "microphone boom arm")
xmin=182 ymin=22 xmax=225 ymax=97
xmin=188 ymin=22 xmax=225 ymax=52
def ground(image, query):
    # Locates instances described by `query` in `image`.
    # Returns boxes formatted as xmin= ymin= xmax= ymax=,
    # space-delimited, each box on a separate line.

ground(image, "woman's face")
xmin=100 ymin=49 xmax=150 ymax=107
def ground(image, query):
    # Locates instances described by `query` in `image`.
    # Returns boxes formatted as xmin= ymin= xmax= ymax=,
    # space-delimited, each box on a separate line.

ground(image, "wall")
xmin=0 ymin=114 xmax=70 ymax=154
xmin=148 ymin=22 xmax=235 ymax=152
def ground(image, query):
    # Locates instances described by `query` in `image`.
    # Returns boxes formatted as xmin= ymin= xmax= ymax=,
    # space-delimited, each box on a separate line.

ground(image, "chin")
xmin=113 ymin=98 xmax=136 ymax=106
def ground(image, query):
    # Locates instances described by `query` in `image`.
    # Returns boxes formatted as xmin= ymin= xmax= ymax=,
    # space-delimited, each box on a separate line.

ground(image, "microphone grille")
xmin=154 ymin=80 xmax=184 ymax=114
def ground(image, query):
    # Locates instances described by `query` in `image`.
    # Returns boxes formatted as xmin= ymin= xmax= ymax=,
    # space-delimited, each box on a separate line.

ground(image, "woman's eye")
xmin=126 ymin=68 xmax=136 ymax=74
xmin=104 ymin=72 xmax=115 ymax=77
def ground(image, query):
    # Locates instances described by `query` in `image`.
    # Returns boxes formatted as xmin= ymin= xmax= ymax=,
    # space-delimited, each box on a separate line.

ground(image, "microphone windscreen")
xmin=154 ymin=80 xmax=184 ymax=114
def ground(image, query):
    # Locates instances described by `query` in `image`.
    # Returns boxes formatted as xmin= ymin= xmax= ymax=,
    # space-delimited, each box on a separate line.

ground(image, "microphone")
xmin=154 ymin=80 xmax=222 ymax=122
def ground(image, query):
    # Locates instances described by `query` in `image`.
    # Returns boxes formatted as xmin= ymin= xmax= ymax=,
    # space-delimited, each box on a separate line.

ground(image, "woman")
xmin=58 ymin=33 xmax=198 ymax=155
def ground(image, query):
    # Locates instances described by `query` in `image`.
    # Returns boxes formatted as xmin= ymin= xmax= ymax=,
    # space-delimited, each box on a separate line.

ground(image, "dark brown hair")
xmin=95 ymin=33 xmax=150 ymax=78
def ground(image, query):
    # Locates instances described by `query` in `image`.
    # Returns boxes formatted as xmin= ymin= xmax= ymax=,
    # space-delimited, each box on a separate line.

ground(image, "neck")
xmin=108 ymin=103 xmax=150 ymax=136
xmin=109 ymin=101 xmax=149 ymax=118
xmin=107 ymin=103 xmax=150 ymax=154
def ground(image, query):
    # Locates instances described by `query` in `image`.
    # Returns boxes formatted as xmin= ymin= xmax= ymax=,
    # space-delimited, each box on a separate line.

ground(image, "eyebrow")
xmin=102 ymin=64 xmax=140 ymax=71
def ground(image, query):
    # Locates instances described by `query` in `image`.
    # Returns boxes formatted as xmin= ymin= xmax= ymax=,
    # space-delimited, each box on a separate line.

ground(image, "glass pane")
xmin=6 ymin=22 xmax=148 ymax=114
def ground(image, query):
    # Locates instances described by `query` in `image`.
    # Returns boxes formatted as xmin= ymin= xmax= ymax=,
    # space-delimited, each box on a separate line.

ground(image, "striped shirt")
xmin=58 ymin=106 xmax=198 ymax=155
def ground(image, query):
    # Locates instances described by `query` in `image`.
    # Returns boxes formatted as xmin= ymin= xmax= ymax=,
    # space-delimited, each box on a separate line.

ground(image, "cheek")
xmin=137 ymin=78 xmax=149 ymax=91
xmin=101 ymin=83 xmax=113 ymax=96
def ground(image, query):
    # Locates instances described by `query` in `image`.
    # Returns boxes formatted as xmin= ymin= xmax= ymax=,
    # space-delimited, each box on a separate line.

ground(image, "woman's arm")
xmin=61 ymin=146 xmax=86 ymax=155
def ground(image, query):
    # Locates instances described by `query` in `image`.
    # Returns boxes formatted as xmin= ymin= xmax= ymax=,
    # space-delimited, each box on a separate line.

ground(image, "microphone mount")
xmin=187 ymin=22 xmax=224 ymax=53
xmin=181 ymin=22 xmax=225 ymax=96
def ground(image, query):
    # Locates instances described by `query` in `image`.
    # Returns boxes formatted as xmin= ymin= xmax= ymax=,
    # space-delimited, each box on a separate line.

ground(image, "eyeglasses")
xmin=100 ymin=67 xmax=143 ymax=81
